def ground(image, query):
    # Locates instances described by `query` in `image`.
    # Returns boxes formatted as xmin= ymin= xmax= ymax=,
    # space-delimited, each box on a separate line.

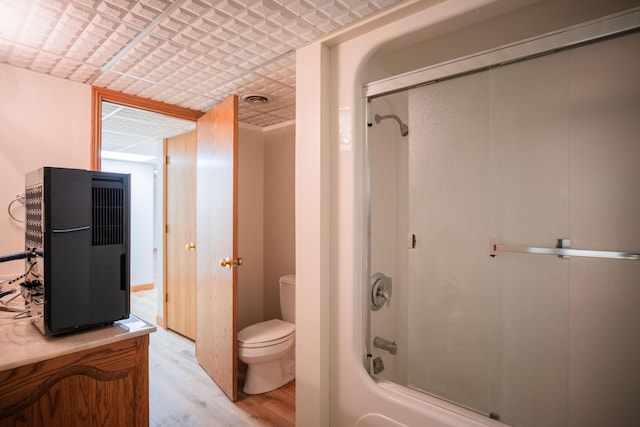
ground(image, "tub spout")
xmin=374 ymin=336 xmax=397 ymax=355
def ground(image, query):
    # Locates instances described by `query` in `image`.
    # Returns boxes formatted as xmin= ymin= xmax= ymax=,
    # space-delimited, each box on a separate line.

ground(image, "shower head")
xmin=374 ymin=113 xmax=409 ymax=137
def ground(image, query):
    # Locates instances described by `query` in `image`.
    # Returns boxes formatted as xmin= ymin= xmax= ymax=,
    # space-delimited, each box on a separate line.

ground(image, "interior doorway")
xmin=92 ymin=87 xmax=201 ymax=329
xmin=101 ymin=103 xmax=196 ymax=331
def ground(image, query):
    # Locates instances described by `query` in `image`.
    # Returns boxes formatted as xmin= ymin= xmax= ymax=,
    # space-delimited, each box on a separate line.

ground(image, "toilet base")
xmin=243 ymin=352 xmax=295 ymax=395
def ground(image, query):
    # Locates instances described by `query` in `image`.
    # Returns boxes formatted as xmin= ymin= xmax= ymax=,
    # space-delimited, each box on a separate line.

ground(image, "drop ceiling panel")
xmin=101 ymin=102 xmax=195 ymax=154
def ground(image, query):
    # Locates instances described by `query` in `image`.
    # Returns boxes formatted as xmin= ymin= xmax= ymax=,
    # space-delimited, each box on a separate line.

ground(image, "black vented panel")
xmin=92 ymin=178 xmax=126 ymax=246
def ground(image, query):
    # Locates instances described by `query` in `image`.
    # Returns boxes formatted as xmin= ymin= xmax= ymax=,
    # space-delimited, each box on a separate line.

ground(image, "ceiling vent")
xmin=241 ymin=93 xmax=271 ymax=104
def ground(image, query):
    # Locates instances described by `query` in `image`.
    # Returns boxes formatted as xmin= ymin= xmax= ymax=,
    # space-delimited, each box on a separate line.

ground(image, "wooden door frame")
xmin=90 ymin=87 xmax=204 ymax=326
xmin=90 ymin=87 xmax=203 ymax=170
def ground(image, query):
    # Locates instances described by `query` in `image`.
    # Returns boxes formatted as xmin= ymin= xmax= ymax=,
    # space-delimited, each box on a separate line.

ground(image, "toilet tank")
xmin=279 ymin=274 xmax=296 ymax=323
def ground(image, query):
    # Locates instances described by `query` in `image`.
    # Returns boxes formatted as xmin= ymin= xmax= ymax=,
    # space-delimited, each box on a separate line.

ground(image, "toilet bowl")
xmin=237 ymin=274 xmax=296 ymax=394
xmin=238 ymin=319 xmax=295 ymax=394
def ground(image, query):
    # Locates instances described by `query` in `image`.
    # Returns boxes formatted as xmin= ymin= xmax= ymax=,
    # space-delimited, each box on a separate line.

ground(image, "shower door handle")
xmin=489 ymin=238 xmax=640 ymax=260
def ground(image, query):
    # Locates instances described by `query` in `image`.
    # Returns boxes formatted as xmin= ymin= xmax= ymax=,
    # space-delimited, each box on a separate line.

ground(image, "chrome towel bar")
xmin=489 ymin=238 xmax=640 ymax=260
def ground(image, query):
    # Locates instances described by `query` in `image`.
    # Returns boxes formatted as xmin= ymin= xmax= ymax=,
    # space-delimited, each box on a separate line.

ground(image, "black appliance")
xmin=23 ymin=167 xmax=131 ymax=335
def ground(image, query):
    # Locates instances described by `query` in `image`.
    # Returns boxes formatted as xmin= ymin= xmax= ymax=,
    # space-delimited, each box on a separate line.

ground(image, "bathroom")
xmin=295 ymin=0 xmax=640 ymax=425
xmin=2 ymin=0 xmax=639 ymax=425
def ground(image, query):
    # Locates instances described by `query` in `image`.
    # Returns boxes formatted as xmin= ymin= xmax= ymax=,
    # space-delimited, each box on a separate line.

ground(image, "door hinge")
xmin=165 ymin=224 xmax=169 ymax=233
xmin=165 ymin=293 xmax=168 ymax=303
xmin=408 ymin=233 xmax=417 ymax=249
xmin=165 ymin=155 xmax=170 ymax=165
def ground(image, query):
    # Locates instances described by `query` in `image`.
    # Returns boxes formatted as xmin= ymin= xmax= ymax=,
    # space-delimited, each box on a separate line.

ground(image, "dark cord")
xmin=0 ymin=289 xmax=15 ymax=299
xmin=0 ymin=249 xmax=42 ymax=263
xmin=0 ymin=252 xmax=27 ymax=263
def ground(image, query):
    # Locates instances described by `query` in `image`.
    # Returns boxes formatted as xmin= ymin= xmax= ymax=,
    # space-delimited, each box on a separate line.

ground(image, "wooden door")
xmin=164 ymin=130 xmax=197 ymax=340
xmin=195 ymin=95 xmax=239 ymax=401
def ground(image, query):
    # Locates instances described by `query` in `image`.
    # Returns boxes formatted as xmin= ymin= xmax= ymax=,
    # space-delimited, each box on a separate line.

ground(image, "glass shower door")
xmin=403 ymin=31 xmax=640 ymax=427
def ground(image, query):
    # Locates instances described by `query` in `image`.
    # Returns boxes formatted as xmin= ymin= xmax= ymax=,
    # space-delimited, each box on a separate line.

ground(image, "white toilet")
xmin=237 ymin=274 xmax=295 ymax=394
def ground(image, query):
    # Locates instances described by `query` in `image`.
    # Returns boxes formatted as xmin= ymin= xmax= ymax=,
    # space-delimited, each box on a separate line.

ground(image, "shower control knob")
xmin=370 ymin=272 xmax=392 ymax=311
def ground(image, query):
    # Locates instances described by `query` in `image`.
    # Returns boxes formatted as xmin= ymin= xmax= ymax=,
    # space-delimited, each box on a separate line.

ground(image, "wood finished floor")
xmin=131 ymin=289 xmax=295 ymax=427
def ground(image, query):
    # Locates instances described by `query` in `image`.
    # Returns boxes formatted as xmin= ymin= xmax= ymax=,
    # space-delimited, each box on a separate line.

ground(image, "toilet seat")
xmin=238 ymin=319 xmax=295 ymax=349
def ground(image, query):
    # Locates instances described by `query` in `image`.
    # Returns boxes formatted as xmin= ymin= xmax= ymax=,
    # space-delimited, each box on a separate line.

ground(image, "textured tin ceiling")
xmin=0 ymin=0 xmax=403 ymax=128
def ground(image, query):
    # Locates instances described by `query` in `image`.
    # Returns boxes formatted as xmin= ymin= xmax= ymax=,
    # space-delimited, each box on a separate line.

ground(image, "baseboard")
xmin=132 ymin=283 xmax=154 ymax=292
xmin=155 ymin=314 xmax=164 ymax=327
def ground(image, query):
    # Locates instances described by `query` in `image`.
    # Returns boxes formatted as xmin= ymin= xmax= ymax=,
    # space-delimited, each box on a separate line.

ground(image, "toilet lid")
xmin=238 ymin=319 xmax=295 ymax=347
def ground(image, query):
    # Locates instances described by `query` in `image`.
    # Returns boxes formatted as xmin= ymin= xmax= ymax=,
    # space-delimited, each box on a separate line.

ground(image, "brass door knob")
xmin=185 ymin=242 xmax=196 ymax=251
xmin=220 ymin=257 xmax=243 ymax=268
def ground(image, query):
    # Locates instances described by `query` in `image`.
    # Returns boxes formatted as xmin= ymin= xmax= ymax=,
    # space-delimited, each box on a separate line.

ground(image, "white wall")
xmin=263 ymin=122 xmax=296 ymax=320
xmin=102 ymin=159 xmax=156 ymax=287
xmin=238 ymin=125 xmax=265 ymax=331
xmin=238 ymin=121 xmax=296 ymax=329
xmin=296 ymin=0 xmax=640 ymax=425
xmin=154 ymin=140 xmax=165 ymax=314
xmin=0 ymin=63 xmax=90 ymax=277
xmin=295 ymin=41 xmax=331 ymax=427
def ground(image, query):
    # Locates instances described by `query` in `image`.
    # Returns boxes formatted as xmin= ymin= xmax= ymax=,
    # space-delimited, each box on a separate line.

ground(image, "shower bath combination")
xmin=374 ymin=113 xmax=409 ymax=137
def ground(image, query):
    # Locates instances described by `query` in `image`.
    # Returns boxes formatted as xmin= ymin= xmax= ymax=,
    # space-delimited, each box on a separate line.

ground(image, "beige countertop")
xmin=0 ymin=314 xmax=156 ymax=371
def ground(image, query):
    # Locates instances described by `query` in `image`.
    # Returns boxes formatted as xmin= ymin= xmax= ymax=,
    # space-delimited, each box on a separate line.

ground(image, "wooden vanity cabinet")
xmin=0 ymin=334 xmax=149 ymax=426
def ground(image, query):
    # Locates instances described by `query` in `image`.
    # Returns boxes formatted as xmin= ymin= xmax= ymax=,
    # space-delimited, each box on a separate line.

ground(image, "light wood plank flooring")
xmin=131 ymin=289 xmax=295 ymax=427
